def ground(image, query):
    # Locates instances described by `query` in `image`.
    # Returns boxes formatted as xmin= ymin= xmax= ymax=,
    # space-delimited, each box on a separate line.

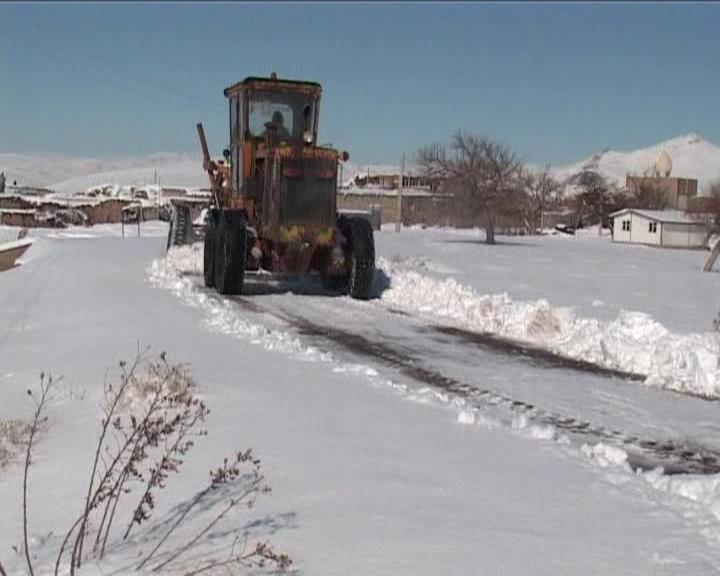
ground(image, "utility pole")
xmin=396 ymin=154 xmax=405 ymax=232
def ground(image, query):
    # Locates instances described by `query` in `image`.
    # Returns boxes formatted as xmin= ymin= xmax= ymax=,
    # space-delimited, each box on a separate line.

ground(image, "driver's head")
xmin=272 ymin=111 xmax=285 ymax=126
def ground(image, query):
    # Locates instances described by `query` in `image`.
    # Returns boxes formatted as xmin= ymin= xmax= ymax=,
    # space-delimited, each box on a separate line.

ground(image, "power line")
xmin=22 ymin=12 xmax=225 ymax=111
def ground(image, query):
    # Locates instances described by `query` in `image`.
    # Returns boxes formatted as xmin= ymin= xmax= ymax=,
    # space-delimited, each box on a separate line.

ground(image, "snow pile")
xmin=581 ymin=443 xmax=630 ymax=469
xmin=643 ymin=469 xmax=720 ymax=524
xmin=376 ymin=257 xmax=720 ymax=398
xmin=579 ymin=441 xmax=720 ymax=531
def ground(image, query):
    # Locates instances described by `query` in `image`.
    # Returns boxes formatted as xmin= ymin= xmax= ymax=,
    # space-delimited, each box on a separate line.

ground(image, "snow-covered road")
xmin=2 ymin=225 xmax=720 ymax=574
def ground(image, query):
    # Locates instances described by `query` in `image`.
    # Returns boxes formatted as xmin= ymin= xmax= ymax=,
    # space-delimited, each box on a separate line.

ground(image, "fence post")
xmin=396 ymin=154 xmax=404 ymax=232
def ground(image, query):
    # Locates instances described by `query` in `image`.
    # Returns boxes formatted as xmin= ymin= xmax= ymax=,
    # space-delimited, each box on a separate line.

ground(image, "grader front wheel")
xmin=337 ymin=216 xmax=375 ymax=300
xmin=213 ymin=211 xmax=247 ymax=296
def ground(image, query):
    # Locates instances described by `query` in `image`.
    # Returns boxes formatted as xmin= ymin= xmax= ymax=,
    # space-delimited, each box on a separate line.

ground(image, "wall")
xmin=0 ymin=210 xmax=36 ymax=227
xmin=0 ymin=195 xmax=166 ymax=228
xmin=338 ymin=193 xmax=400 ymax=223
xmin=626 ymin=176 xmax=698 ymax=209
xmin=337 ymin=191 xmax=527 ymax=231
xmin=661 ymin=222 xmax=708 ymax=248
xmin=612 ymin=214 xmax=632 ymax=243
xmin=630 ymin=213 xmax=662 ymax=245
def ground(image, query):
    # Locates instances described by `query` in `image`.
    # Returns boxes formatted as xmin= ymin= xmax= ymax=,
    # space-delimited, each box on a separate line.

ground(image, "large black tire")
xmin=167 ymin=204 xmax=192 ymax=250
xmin=166 ymin=218 xmax=174 ymax=252
xmin=338 ymin=216 xmax=375 ymax=300
xmin=203 ymin=211 xmax=217 ymax=288
xmin=214 ymin=211 xmax=247 ymax=295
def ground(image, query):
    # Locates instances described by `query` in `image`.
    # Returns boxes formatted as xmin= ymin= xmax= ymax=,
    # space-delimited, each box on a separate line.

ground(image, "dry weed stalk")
xmin=7 ymin=352 xmax=290 ymax=576
xmin=57 ymin=351 xmax=209 ymax=574
xmin=22 ymin=373 xmax=55 ymax=576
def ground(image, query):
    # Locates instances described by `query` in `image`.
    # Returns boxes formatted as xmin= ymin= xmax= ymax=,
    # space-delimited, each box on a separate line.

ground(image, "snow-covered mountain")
xmin=0 ymin=152 xmax=206 ymax=193
xmin=2 ymin=133 xmax=720 ymax=195
xmin=551 ymin=133 xmax=720 ymax=194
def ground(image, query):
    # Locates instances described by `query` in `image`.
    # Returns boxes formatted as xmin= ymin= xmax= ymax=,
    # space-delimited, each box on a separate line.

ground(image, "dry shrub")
xmin=1 ymin=351 xmax=291 ymax=576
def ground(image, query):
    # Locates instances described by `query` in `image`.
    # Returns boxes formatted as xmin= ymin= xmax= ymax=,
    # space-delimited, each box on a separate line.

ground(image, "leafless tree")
xmin=627 ymin=177 xmax=671 ymax=210
xmin=570 ymin=170 xmax=615 ymax=234
xmin=418 ymin=132 xmax=521 ymax=244
xmin=520 ymin=167 xmax=560 ymax=233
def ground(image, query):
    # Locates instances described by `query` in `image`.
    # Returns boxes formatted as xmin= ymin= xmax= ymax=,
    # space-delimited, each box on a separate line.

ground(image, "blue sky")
xmin=2 ymin=2 xmax=719 ymax=166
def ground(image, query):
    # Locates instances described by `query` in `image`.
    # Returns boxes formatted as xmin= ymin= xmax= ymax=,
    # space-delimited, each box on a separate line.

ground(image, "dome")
xmin=655 ymin=150 xmax=672 ymax=177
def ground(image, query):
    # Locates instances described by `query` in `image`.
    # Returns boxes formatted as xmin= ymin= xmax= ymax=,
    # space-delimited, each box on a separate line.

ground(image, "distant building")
xmin=610 ymin=208 xmax=708 ymax=248
xmin=352 ymin=168 xmax=434 ymax=191
xmin=625 ymin=150 xmax=698 ymax=209
xmin=626 ymin=175 xmax=698 ymax=210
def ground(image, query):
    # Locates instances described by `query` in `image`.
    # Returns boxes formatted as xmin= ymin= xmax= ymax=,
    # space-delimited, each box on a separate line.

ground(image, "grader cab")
xmin=194 ymin=73 xmax=375 ymax=299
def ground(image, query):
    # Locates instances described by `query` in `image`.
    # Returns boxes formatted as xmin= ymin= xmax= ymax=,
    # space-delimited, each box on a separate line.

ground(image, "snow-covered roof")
xmin=0 ymin=238 xmax=34 ymax=252
xmin=609 ymin=208 xmax=705 ymax=225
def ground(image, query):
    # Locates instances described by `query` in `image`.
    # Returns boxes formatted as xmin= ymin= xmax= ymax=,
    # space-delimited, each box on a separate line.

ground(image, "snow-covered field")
xmin=2 ymin=224 xmax=720 ymax=574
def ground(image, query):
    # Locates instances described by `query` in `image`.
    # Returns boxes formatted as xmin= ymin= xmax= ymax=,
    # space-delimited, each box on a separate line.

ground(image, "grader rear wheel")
xmin=167 ymin=204 xmax=192 ymax=250
xmin=203 ymin=211 xmax=218 ymax=288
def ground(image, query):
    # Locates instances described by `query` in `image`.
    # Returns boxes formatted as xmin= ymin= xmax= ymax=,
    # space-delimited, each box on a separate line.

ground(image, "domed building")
xmin=625 ymin=150 xmax=698 ymax=210
xmin=654 ymin=150 xmax=672 ymax=178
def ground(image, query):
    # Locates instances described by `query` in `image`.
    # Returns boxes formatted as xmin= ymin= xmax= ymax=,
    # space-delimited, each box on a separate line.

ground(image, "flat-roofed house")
xmin=610 ymin=208 xmax=708 ymax=248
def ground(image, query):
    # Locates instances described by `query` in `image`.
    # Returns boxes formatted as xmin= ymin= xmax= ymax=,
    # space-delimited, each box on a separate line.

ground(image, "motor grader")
xmin=187 ymin=73 xmax=375 ymax=299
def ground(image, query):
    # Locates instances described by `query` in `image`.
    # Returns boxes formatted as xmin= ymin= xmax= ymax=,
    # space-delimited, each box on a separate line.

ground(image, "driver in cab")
xmin=263 ymin=110 xmax=291 ymax=142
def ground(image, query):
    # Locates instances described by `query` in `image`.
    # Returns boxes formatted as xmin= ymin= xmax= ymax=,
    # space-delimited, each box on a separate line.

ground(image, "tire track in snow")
xmin=154 ymin=255 xmax=720 ymax=476
xmin=278 ymin=312 xmax=720 ymax=477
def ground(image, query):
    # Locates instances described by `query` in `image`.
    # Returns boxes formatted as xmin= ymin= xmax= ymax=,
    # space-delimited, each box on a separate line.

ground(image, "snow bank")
xmin=581 ymin=442 xmax=630 ymax=469
xmin=578 ymin=440 xmax=720 ymax=533
xmin=376 ymin=257 xmax=720 ymax=398
xmin=643 ymin=468 xmax=720 ymax=525
xmin=148 ymin=245 xmax=332 ymax=363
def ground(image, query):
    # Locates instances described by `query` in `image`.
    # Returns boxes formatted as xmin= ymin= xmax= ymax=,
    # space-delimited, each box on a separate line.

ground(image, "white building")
xmin=610 ymin=209 xmax=708 ymax=248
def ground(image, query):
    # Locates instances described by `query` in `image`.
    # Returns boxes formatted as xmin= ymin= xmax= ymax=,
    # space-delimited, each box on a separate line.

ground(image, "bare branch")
xmin=23 ymin=373 xmax=55 ymax=576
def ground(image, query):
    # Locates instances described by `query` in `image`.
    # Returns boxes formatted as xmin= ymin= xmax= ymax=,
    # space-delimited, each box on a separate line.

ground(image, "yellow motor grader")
xmin=186 ymin=73 xmax=375 ymax=299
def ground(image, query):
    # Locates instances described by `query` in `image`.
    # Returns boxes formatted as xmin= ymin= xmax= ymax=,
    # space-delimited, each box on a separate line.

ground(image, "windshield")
xmin=248 ymin=90 xmax=317 ymax=141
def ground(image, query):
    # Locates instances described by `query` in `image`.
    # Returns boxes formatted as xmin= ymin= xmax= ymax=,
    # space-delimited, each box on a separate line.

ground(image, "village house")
xmin=351 ymin=167 xmax=435 ymax=191
xmin=610 ymin=208 xmax=708 ymax=248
